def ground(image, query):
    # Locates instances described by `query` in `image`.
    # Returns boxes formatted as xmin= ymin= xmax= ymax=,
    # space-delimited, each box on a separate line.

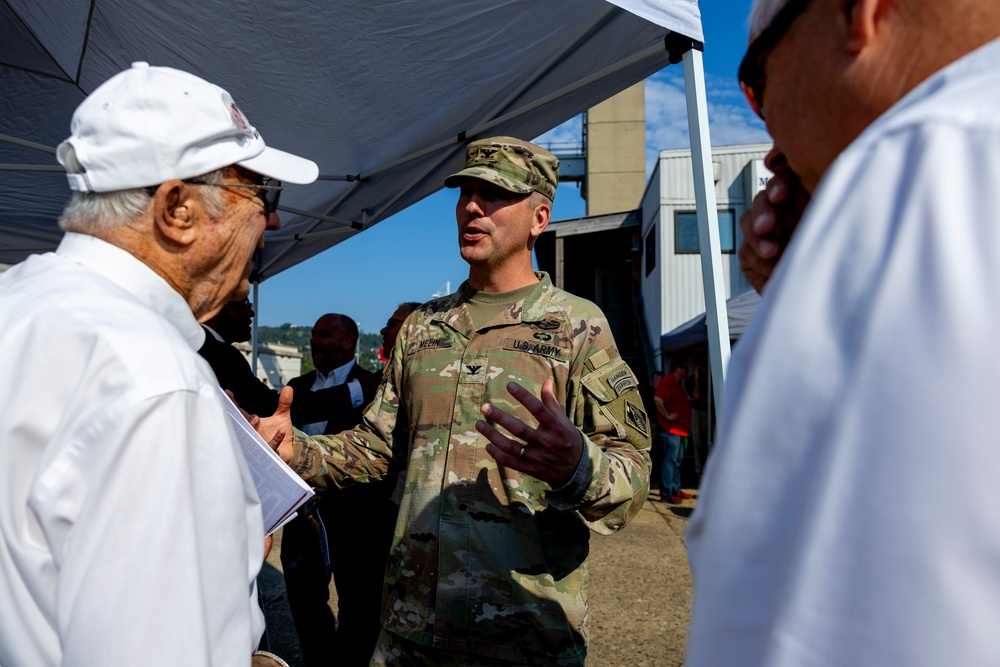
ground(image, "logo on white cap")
xmin=222 ymin=92 xmax=256 ymax=147
xmin=224 ymin=92 xmax=250 ymax=132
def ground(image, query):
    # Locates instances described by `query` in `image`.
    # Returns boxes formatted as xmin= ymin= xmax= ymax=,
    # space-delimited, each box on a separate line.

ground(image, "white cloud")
xmin=645 ymin=70 xmax=770 ymax=173
xmin=533 ymin=70 xmax=771 ymax=177
xmin=534 ymin=119 xmax=583 ymax=151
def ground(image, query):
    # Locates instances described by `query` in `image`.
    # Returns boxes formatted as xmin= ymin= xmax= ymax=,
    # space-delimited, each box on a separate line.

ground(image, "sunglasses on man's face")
xmin=738 ymin=0 xmax=815 ymax=120
xmin=187 ymin=179 xmax=283 ymax=214
xmin=144 ymin=179 xmax=283 ymax=214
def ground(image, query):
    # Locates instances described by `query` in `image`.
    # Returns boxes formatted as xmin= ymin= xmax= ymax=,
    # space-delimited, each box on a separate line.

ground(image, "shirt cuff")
xmin=546 ymin=431 xmax=596 ymax=509
xmin=289 ymin=428 xmax=322 ymax=483
xmin=347 ymin=379 xmax=364 ymax=408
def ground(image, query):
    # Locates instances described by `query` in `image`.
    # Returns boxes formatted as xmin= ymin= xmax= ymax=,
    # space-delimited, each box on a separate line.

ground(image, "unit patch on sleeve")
xmin=606 ymin=367 xmax=636 ymax=395
xmin=624 ymin=399 xmax=649 ymax=437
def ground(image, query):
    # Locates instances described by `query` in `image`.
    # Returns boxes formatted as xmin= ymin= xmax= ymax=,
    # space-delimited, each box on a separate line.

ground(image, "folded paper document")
xmin=223 ymin=392 xmax=314 ymax=535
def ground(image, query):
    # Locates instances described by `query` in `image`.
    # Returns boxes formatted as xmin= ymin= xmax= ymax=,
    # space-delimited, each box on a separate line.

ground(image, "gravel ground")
xmin=259 ymin=489 xmax=696 ymax=667
xmin=586 ymin=490 xmax=694 ymax=667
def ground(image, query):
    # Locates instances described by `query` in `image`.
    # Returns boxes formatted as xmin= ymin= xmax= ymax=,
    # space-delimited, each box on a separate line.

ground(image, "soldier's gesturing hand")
xmin=477 ymin=379 xmax=584 ymax=487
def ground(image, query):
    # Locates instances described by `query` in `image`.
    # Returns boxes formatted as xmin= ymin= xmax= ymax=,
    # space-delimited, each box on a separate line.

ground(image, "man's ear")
xmin=151 ymin=180 xmax=199 ymax=246
xmin=529 ymin=199 xmax=551 ymax=238
xmin=843 ymin=0 xmax=886 ymax=53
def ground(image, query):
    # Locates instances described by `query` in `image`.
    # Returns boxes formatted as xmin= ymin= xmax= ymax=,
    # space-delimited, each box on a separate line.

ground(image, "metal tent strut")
xmin=0 ymin=133 xmax=58 ymax=154
xmin=681 ymin=42 xmax=731 ymax=414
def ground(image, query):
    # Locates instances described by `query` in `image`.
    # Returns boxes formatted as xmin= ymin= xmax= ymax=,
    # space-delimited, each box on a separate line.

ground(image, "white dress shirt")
xmin=300 ymin=359 xmax=364 ymax=435
xmin=686 ymin=38 xmax=1000 ymax=667
xmin=0 ymin=233 xmax=264 ymax=666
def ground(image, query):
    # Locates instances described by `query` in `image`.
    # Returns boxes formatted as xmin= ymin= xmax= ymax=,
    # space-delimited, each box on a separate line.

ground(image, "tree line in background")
xmin=257 ymin=324 xmax=385 ymax=374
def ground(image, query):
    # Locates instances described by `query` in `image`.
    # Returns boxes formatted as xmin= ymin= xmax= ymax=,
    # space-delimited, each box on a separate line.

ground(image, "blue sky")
xmin=256 ymin=0 xmax=770 ymax=333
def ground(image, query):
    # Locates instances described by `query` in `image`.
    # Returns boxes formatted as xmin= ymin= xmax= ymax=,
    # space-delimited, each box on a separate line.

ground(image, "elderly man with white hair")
xmin=685 ymin=0 xmax=1000 ymax=665
xmin=0 ymin=63 xmax=316 ymax=666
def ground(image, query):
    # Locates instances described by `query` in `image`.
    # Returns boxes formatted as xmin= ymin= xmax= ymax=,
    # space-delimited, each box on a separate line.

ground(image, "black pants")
xmin=281 ymin=481 xmax=399 ymax=667
xmin=280 ymin=502 xmax=338 ymax=667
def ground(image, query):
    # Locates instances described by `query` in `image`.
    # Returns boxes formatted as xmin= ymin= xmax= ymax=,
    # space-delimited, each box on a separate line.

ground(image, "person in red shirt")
xmin=654 ymin=358 xmax=693 ymax=504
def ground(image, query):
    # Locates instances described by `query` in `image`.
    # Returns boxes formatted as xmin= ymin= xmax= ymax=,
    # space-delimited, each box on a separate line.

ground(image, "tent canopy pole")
xmin=251 ymin=281 xmax=260 ymax=382
xmin=683 ymin=46 xmax=731 ymax=414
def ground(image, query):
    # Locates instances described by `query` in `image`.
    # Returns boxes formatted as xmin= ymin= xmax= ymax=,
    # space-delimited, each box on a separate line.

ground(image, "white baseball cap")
xmin=57 ymin=62 xmax=318 ymax=192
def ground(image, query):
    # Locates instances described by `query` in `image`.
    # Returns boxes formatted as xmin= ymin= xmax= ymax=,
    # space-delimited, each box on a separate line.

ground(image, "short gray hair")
xmin=58 ymin=144 xmax=226 ymax=235
xmin=748 ymin=0 xmax=789 ymax=41
xmin=526 ymin=190 xmax=553 ymax=210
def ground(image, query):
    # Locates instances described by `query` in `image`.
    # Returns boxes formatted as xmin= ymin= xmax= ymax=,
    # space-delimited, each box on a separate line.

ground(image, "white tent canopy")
xmin=2 ymin=0 xmax=700 ymax=273
xmin=1 ymin=0 xmax=731 ymax=410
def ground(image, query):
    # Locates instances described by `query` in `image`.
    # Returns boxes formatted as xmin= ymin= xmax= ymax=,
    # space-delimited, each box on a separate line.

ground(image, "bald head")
xmin=310 ymin=313 xmax=359 ymax=374
xmin=743 ymin=0 xmax=1000 ymax=191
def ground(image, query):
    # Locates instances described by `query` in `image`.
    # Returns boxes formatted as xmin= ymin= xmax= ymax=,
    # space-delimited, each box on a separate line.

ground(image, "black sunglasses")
xmin=738 ymin=0 xmax=815 ymax=120
xmin=144 ymin=178 xmax=283 ymax=214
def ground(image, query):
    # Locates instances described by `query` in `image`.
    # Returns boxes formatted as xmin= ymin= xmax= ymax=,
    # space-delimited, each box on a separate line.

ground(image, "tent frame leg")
xmin=682 ymin=47 xmax=731 ymax=414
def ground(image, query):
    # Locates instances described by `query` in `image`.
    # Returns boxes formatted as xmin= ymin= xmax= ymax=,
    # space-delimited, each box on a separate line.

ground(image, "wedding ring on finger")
xmin=518 ymin=444 xmax=527 ymax=459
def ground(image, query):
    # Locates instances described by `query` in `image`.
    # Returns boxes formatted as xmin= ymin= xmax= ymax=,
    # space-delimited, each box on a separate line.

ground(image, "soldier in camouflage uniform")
xmin=267 ymin=137 xmax=651 ymax=666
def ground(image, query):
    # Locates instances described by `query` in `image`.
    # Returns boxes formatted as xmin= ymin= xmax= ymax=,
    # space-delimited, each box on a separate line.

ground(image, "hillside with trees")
xmin=258 ymin=324 xmax=384 ymax=374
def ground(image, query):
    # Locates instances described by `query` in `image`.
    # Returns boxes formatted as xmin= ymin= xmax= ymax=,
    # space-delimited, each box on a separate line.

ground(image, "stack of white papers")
xmin=222 ymin=392 xmax=314 ymax=535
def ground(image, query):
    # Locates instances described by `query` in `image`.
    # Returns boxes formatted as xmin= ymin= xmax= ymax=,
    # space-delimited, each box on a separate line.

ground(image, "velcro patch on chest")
xmin=407 ymin=337 xmax=452 ymax=355
xmin=606 ymin=367 xmax=636 ymax=395
xmin=503 ymin=338 xmax=568 ymax=361
xmin=460 ymin=356 xmax=490 ymax=384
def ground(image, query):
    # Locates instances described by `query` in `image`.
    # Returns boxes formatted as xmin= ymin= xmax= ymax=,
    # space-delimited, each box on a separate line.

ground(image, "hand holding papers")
xmin=222 ymin=390 xmax=313 ymax=535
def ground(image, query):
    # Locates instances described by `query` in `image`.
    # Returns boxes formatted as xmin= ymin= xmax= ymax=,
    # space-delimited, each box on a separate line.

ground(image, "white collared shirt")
xmin=300 ymin=358 xmax=364 ymax=435
xmin=0 ymin=232 xmax=264 ymax=666
xmin=686 ymin=38 xmax=1000 ymax=667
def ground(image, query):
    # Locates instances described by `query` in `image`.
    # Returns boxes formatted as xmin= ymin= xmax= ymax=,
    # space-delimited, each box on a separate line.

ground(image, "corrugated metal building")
xmin=640 ymin=143 xmax=772 ymax=372
xmin=536 ymin=142 xmax=774 ymax=380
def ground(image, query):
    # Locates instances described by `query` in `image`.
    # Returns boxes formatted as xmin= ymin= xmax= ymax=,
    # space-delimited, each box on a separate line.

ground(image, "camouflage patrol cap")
xmin=445 ymin=136 xmax=559 ymax=201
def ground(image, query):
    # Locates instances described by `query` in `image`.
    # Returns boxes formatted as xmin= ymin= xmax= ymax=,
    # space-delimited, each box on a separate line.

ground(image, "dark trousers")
xmin=280 ymin=504 xmax=338 ymax=667
xmin=281 ymin=481 xmax=399 ymax=667
xmin=328 ymin=481 xmax=399 ymax=667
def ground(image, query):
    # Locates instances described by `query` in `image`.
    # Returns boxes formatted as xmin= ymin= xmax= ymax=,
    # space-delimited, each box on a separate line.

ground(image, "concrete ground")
xmin=258 ymin=489 xmax=696 ymax=667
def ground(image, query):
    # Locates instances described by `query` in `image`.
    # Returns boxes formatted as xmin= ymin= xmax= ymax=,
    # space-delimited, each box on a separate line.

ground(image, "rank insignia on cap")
xmin=476 ymin=147 xmax=499 ymax=163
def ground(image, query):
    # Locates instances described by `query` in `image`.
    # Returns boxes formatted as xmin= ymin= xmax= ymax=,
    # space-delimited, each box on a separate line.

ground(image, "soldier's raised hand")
xmin=477 ymin=379 xmax=584 ymax=486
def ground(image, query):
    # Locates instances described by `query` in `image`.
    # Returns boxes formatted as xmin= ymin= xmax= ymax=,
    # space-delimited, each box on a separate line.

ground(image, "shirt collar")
xmin=316 ymin=358 xmax=355 ymax=385
xmin=56 ymin=232 xmax=207 ymax=351
xmin=202 ymin=323 xmax=225 ymax=343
